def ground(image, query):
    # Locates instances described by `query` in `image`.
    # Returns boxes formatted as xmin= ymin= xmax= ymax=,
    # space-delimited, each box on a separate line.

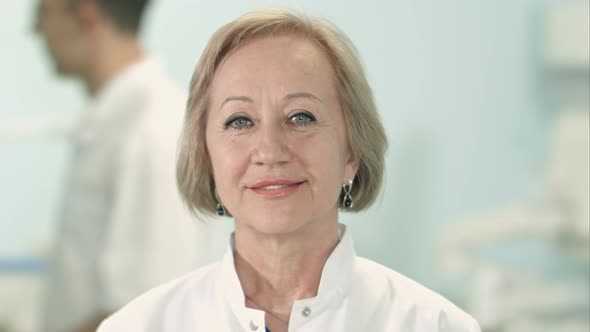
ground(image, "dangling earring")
xmin=216 ymin=202 xmax=225 ymax=216
xmin=342 ymin=178 xmax=354 ymax=209
xmin=214 ymin=189 xmax=225 ymax=216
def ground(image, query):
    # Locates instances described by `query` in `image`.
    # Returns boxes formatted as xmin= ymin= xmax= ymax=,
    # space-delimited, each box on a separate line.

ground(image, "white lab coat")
xmin=41 ymin=57 xmax=227 ymax=332
xmin=98 ymin=224 xmax=481 ymax=332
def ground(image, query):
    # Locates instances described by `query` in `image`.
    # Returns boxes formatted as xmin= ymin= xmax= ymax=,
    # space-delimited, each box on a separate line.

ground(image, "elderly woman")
xmin=98 ymin=9 xmax=480 ymax=332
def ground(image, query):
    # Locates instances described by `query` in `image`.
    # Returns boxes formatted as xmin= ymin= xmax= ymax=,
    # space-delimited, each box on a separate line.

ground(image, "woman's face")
xmin=206 ymin=35 xmax=358 ymax=235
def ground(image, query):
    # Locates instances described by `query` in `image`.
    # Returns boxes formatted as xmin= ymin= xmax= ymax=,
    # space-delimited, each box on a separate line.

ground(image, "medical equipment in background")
xmin=441 ymin=2 xmax=590 ymax=332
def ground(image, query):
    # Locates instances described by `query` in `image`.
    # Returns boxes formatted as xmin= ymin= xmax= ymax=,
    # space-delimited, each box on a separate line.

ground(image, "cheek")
xmin=294 ymin=130 xmax=348 ymax=186
xmin=206 ymin=134 xmax=249 ymax=195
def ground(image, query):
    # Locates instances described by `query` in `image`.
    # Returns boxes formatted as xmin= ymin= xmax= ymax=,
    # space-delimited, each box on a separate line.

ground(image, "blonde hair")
xmin=177 ymin=9 xmax=388 ymax=216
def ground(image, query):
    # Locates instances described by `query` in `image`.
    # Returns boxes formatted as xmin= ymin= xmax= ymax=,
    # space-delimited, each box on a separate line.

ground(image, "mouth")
xmin=247 ymin=180 xmax=306 ymax=198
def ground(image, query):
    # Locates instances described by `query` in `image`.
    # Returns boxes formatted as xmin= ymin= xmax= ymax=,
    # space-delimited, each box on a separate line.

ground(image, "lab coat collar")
xmin=216 ymin=223 xmax=355 ymax=329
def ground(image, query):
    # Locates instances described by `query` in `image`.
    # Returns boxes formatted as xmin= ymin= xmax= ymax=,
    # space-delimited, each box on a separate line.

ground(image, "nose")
xmin=251 ymin=121 xmax=292 ymax=167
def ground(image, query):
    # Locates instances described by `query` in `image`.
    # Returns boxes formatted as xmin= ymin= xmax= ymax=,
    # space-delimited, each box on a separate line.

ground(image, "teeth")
xmin=261 ymin=184 xmax=290 ymax=190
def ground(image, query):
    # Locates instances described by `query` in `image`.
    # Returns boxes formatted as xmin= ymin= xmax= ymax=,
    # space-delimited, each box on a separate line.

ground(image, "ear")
xmin=75 ymin=0 xmax=102 ymax=33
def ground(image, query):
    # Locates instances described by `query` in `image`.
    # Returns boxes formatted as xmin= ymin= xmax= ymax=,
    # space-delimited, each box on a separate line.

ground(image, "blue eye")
xmin=225 ymin=116 xmax=253 ymax=130
xmin=289 ymin=112 xmax=316 ymax=126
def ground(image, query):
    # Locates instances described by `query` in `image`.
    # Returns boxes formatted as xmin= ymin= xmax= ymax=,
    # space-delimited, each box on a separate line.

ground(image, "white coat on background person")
xmin=32 ymin=0 xmax=227 ymax=331
xmin=41 ymin=55 xmax=227 ymax=332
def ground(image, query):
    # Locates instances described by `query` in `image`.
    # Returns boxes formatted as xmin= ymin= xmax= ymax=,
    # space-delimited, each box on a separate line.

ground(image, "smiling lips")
xmin=248 ymin=180 xmax=305 ymax=198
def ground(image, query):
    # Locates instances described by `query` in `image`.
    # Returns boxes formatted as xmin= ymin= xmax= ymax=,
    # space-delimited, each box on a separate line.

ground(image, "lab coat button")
xmin=302 ymin=306 xmax=312 ymax=317
xmin=249 ymin=320 xmax=259 ymax=331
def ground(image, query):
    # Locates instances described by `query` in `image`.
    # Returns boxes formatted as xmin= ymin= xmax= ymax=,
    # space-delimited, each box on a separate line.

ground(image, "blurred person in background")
xmin=33 ymin=0 xmax=226 ymax=331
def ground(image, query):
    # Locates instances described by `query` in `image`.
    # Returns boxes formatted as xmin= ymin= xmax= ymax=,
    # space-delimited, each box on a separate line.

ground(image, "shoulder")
xmin=352 ymin=257 xmax=480 ymax=331
xmin=355 ymin=257 xmax=460 ymax=312
xmin=117 ymin=75 xmax=186 ymax=161
xmin=97 ymin=262 xmax=219 ymax=332
xmin=106 ymin=59 xmax=186 ymax=137
xmin=112 ymin=58 xmax=186 ymax=106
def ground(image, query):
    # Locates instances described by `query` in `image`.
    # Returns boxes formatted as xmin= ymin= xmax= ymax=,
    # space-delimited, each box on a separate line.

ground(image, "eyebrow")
xmin=219 ymin=96 xmax=254 ymax=110
xmin=285 ymin=92 xmax=322 ymax=103
xmin=219 ymin=92 xmax=322 ymax=110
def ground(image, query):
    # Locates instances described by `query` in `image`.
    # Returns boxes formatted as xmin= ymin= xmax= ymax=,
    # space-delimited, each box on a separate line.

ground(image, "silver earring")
xmin=342 ymin=178 xmax=354 ymax=209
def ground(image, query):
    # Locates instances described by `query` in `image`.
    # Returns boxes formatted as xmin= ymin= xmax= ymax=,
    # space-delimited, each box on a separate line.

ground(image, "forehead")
xmin=212 ymin=34 xmax=337 ymax=94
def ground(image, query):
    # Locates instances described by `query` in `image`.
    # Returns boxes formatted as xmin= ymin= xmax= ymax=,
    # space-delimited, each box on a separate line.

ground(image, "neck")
xmin=83 ymin=32 xmax=144 ymax=96
xmin=234 ymin=218 xmax=340 ymax=314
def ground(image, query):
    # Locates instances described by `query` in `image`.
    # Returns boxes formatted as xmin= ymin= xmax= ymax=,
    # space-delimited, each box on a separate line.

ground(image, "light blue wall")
xmin=1 ymin=0 xmax=551 ymax=295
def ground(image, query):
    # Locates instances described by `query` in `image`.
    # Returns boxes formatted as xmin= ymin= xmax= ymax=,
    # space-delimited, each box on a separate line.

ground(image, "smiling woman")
xmin=97 ymin=9 xmax=481 ymax=332
xmin=205 ymin=34 xmax=357 ymax=235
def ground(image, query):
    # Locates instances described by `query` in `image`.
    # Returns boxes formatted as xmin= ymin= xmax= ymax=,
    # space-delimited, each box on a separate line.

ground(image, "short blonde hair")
xmin=177 ymin=9 xmax=388 ymax=216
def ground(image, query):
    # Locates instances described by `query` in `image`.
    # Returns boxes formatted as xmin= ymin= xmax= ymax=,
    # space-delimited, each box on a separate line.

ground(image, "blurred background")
xmin=0 ymin=0 xmax=588 ymax=331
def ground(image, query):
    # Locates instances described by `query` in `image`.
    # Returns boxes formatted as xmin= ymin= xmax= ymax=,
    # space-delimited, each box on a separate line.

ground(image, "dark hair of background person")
xmin=69 ymin=0 xmax=151 ymax=33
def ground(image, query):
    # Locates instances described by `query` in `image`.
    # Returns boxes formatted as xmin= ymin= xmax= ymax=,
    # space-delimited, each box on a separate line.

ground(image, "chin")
xmin=241 ymin=209 xmax=312 ymax=236
xmin=50 ymin=57 xmax=78 ymax=77
xmin=54 ymin=64 xmax=75 ymax=77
